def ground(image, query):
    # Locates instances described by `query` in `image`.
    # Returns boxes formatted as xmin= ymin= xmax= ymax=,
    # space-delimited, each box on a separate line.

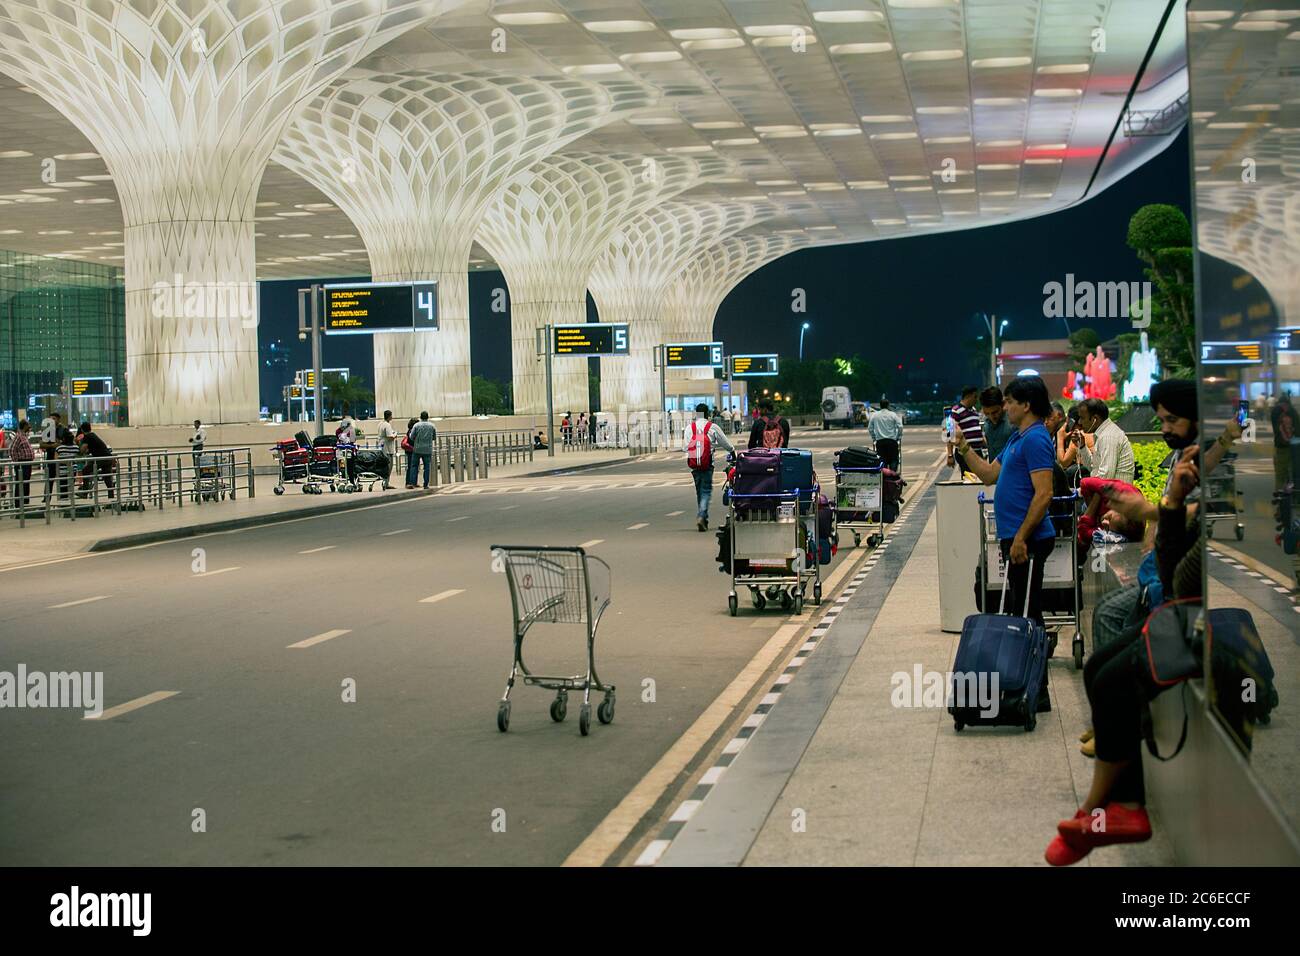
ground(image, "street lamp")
xmin=799 ymin=321 xmax=810 ymax=361
xmin=977 ymin=313 xmax=1010 ymax=387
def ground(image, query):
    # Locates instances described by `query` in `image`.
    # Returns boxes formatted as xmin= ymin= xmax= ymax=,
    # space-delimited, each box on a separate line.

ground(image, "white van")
xmin=821 ymin=386 xmax=853 ymax=429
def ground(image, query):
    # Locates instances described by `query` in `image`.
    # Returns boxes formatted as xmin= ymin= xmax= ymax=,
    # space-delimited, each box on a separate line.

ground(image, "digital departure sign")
xmin=323 ymin=281 xmax=438 ymax=335
xmin=553 ymin=323 xmax=629 ymax=356
xmin=665 ymin=342 xmax=724 ymax=369
xmin=731 ymin=354 xmax=779 ymax=377
xmin=1201 ymin=341 xmax=1262 ymax=365
xmin=70 ymin=376 xmax=112 ymax=397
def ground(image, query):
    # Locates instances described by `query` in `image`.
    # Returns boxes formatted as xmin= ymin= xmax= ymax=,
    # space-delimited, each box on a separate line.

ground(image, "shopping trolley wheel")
xmin=1205 ymin=524 xmax=1214 ymax=539
xmin=867 ymin=534 xmax=879 ymax=548
xmin=1235 ymin=523 xmax=1245 ymax=541
xmin=274 ymin=486 xmax=284 ymax=496
xmin=780 ymin=590 xmax=793 ymax=611
xmin=579 ymin=704 xmax=591 ymax=737
xmin=751 ymin=589 xmax=766 ymax=610
xmin=813 ymin=583 xmax=822 ymax=604
xmin=496 ymin=700 xmax=510 ymax=733
xmin=853 ymin=533 xmax=861 ymax=547
xmin=793 ymin=593 xmax=803 ymax=615
xmin=1072 ymin=634 xmax=1084 ymax=670
xmin=728 ymin=593 xmax=738 ymax=616
xmin=953 ymin=720 xmax=964 ymax=732
xmin=598 ymin=696 xmax=615 ymax=725
xmin=549 ymin=695 xmax=567 ymax=723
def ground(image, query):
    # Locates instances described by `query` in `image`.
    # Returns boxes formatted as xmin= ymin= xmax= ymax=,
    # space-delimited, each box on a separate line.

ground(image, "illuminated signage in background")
xmin=731 ymin=354 xmax=780 ymax=377
xmin=323 ymin=281 xmax=438 ymax=335
xmin=297 ymin=368 xmax=349 ymax=389
xmin=553 ymin=323 xmax=629 ymax=356
xmin=70 ymin=376 xmax=112 ymax=397
xmin=665 ymin=342 xmax=724 ymax=369
xmin=1275 ymin=331 xmax=1298 ymax=353
xmin=1201 ymin=341 xmax=1263 ymax=365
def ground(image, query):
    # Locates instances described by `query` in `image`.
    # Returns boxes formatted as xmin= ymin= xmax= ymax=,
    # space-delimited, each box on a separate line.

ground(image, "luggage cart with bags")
xmin=1203 ymin=451 xmax=1245 ymax=541
xmin=491 ymin=544 xmax=615 ymax=737
xmin=271 ymin=437 xmax=310 ymax=495
xmin=194 ymin=451 xmax=229 ymax=502
xmin=834 ymin=463 xmax=884 ymax=548
xmin=304 ymin=435 xmax=342 ymax=494
xmin=725 ymin=484 xmax=822 ymax=616
xmin=976 ymin=491 xmax=1084 ymax=669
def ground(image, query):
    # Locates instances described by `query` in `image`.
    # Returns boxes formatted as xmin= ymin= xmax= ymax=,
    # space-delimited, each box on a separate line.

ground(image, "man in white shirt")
xmin=336 ymin=403 xmax=356 ymax=444
xmin=684 ymin=402 xmax=735 ymax=531
xmin=188 ymin=418 xmax=207 ymax=475
xmin=868 ymin=398 xmax=903 ymax=470
xmin=377 ymin=409 xmax=398 ymax=489
xmin=730 ymin=405 xmax=743 ymax=435
xmin=1076 ymin=398 xmax=1134 ymax=484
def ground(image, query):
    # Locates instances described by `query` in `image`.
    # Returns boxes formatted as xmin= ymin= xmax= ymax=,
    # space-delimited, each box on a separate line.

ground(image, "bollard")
xmin=441 ymin=446 xmax=452 ymax=485
xmin=456 ymin=445 xmax=466 ymax=482
xmin=481 ymin=443 xmax=489 ymax=479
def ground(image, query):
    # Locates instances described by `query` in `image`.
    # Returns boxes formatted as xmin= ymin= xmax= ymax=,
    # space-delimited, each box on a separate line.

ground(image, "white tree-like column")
xmin=275 ymin=71 xmax=655 ymax=417
xmin=660 ymin=233 xmax=809 ymax=395
xmin=477 ymin=152 xmax=728 ymax=415
xmin=590 ymin=202 xmax=778 ymax=412
xmin=1197 ymin=185 xmax=1299 ymax=328
xmin=0 ymin=0 xmax=452 ymax=424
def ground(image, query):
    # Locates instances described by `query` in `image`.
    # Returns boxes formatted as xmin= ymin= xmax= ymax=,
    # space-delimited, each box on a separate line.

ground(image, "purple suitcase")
xmin=732 ymin=449 xmax=781 ymax=512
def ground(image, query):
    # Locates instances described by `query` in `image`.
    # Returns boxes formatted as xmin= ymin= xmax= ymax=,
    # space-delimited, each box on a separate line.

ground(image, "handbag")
xmin=1139 ymin=598 xmax=1204 ymax=761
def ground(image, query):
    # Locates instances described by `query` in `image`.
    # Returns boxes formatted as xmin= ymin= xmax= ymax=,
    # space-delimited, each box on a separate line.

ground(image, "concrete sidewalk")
xmin=0 ymin=448 xmax=631 ymax=570
xmin=655 ymin=488 xmax=1178 ymax=867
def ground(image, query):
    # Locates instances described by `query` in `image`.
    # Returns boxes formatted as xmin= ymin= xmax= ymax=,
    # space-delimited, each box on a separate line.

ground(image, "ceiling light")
xmin=583 ymin=20 xmax=656 ymax=33
xmin=974 ymin=97 xmax=1027 ymax=107
xmin=902 ymin=49 xmax=965 ymax=62
xmin=680 ymin=38 xmax=745 ymax=51
xmin=940 ymin=188 xmax=976 ymax=194
xmin=1233 ymin=20 xmax=1290 ymax=30
xmin=978 ymin=139 xmax=1023 ymax=147
xmin=804 ymin=183 xmax=847 ymax=191
xmin=1186 ymin=10 xmax=1235 ymax=21
xmin=760 ymin=130 xmax=809 ymax=139
xmin=620 ymin=51 xmax=682 ymax=63
xmin=807 ymin=226 xmax=838 ymax=231
xmin=896 ymin=186 xmax=932 ymax=192
xmin=814 ymin=10 xmax=885 ymax=22
xmin=492 ymin=12 xmax=568 ymax=25
xmin=256 ymin=201 xmax=280 ymax=207
xmin=1023 ymin=157 xmax=1063 ymax=164
xmin=666 ymin=145 xmax=712 ymax=153
xmin=77 ymin=174 xmax=114 ymax=182
xmin=874 ymin=219 xmax=907 ymax=226
xmin=972 ymin=56 xmax=1032 ymax=68
xmin=984 ymin=190 xmax=1017 ymax=196
xmin=22 ymin=187 xmax=64 ymax=194
xmin=771 ymin=190 xmax=807 ymax=196
xmin=814 ymin=127 xmax=863 ymax=137
xmin=0 ymin=150 xmax=33 ymax=159
xmin=0 ymin=229 xmax=21 ymax=235
xmin=926 ymin=135 xmax=971 ymax=143
xmin=74 ymin=197 xmax=115 ymax=204
xmin=829 ymin=42 xmax=893 ymax=54
xmin=52 ymin=152 xmax=99 ymax=161
xmin=277 ymin=211 xmax=314 ymax=217
xmin=889 ymin=175 xmax=927 ymax=182
xmin=1038 ymin=63 xmax=1090 ymax=74
xmin=848 ymin=181 xmax=888 ymax=189
xmin=1241 ymin=10 xmax=1300 ymax=20
xmin=977 ymin=163 xmax=1019 ymax=171
xmin=296 ymin=203 xmax=335 ymax=210
xmin=670 ymin=27 xmax=739 ymax=40
xmin=1034 ymin=88 xmax=1083 ymax=97
xmin=861 ymin=114 xmax=912 ymax=123
xmin=713 ymin=137 xmax=760 ymax=146
xmin=562 ymin=63 xmax=624 ymax=75
xmin=1028 ymin=143 xmax=1068 ymax=150
xmin=871 ymin=132 xmax=919 ymax=140
xmin=279 ymin=233 xmax=312 ymax=239
xmin=753 ymin=34 xmax=818 ymax=47
xmin=916 ymin=106 xmax=968 ymax=115
xmin=744 ymin=24 xmax=807 ymax=37
xmin=38 ymin=229 xmax=73 ymax=235
xmin=629 ymin=115 xmax=681 ymax=125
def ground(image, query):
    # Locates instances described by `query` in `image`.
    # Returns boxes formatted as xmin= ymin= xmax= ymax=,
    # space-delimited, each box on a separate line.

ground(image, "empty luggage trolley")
xmin=490 ymin=544 xmax=615 ymax=737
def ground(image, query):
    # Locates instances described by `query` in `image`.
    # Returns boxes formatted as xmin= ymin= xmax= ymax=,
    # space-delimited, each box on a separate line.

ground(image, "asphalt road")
xmin=0 ymin=427 xmax=944 ymax=866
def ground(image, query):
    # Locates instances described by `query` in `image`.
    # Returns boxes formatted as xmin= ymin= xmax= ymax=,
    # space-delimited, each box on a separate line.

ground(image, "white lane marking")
xmin=665 ymin=510 xmax=685 ymax=517
xmin=634 ymin=840 xmax=672 ymax=868
xmin=627 ymin=523 xmax=649 ymax=531
xmin=194 ymin=567 xmax=239 ymax=578
xmin=288 ymin=628 xmax=352 ymax=649
xmin=499 ymin=504 xmax=518 ymax=511
xmin=420 ymin=589 xmax=465 ymax=605
xmin=579 ymin=539 xmax=604 ymax=548
xmin=48 ymin=595 xmax=109 ymax=609
xmin=298 ymin=546 xmax=336 ymax=554
xmin=447 ymin=516 xmax=470 ymax=522
xmin=669 ymin=800 xmax=703 ymax=823
xmin=87 ymin=691 xmax=179 ymax=721
xmin=381 ymin=528 xmax=411 ymax=536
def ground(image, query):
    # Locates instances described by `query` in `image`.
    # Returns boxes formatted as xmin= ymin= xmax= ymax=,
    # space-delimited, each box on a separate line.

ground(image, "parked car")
xmin=821 ymin=386 xmax=854 ymax=429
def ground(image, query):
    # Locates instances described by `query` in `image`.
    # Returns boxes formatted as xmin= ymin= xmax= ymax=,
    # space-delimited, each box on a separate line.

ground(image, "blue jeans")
xmin=410 ymin=452 xmax=432 ymax=488
xmin=692 ymin=468 xmax=714 ymax=519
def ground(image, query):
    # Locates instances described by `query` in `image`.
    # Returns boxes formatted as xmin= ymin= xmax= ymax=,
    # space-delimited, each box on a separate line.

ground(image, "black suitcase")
xmin=837 ymin=445 xmax=880 ymax=470
xmin=295 ymin=429 xmax=312 ymax=449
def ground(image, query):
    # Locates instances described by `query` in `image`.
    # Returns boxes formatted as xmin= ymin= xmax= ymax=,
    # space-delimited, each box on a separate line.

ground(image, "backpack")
xmin=761 ymin=417 xmax=783 ymax=449
xmin=686 ymin=420 xmax=712 ymax=471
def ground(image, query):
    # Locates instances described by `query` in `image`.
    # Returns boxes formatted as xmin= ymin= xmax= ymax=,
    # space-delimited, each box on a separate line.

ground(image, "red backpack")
xmin=761 ymin=416 xmax=784 ymax=448
xmin=686 ymin=420 xmax=713 ymax=470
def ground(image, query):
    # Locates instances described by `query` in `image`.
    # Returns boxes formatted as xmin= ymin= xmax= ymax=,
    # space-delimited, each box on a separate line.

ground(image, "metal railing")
xmin=0 ymin=445 xmax=255 ymax=528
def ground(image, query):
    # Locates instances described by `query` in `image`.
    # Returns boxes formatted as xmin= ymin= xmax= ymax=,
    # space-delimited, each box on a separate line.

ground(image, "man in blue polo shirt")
xmin=955 ymin=374 xmax=1057 ymax=622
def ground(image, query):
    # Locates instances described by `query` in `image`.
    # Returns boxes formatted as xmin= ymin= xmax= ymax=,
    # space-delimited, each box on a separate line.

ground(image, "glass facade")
xmin=0 ymin=249 xmax=126 ymax=427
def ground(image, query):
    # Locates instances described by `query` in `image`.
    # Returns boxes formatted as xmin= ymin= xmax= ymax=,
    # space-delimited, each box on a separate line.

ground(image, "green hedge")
xmin=1133 ymin=441 xmax=1170 ymax=504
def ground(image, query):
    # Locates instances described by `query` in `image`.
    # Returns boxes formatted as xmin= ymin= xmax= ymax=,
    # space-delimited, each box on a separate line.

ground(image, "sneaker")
xmin=697 ymin=518 xmax=707 ymax=532
xmin=1080 ymin=737 xmax=1096 ymax=758
xmin=1059 ymin=803 xmax=1152 ymax=848
xmin=1079 ymin=728 xmax=1094 ymax=743
xmin=1045 ymin=828 xmax=1091 ymax=866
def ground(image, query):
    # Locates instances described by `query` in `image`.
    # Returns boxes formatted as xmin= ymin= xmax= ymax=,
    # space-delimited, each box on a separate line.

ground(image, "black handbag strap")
xmin=1142 ymin=682 xmax=1190 ymax=762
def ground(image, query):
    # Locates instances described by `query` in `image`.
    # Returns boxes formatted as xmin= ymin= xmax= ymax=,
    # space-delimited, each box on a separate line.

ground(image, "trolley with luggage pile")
xmin=719 ymin=447 xmax=831 ymax=616
xmin=832 ymin=444 xmax=905 ymax=548
xmin=490 ymin=544 xmax=615 ymax=737
xmin=975 ymin=490 xmax=1085 ymax=669
xmin=1203 ymin=451 xmax=1245 ymax=541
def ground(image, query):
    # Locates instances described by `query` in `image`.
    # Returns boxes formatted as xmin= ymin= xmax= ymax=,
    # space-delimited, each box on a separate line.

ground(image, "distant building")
xmin=998 ymin=338 xmax=1070 ymax=399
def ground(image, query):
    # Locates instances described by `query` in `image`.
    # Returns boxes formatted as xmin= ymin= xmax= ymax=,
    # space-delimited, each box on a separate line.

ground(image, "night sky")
xmin=257 ymin=128 xmax=1193 ymax=409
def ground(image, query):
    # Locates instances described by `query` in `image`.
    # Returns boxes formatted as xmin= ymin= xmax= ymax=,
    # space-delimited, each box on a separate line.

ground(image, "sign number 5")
xmin=614 ymin=327 xmax=628 ymax=352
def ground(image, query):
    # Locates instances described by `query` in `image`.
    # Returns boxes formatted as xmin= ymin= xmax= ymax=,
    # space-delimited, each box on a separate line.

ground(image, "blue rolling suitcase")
xmin=949 ymin=558 xmax=1049 ymax=732
xmin=779 ymin=448 xmax=815 ymax=503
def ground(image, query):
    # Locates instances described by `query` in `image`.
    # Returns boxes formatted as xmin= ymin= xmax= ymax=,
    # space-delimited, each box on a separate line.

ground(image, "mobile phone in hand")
xmin=1236 ymin=400 xmax=1249 ymax=427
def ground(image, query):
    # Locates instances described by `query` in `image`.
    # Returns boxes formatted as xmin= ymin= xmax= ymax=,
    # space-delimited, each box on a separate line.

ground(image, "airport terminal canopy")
xmin=0 ymin=0 xmax=1188 ymax=423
